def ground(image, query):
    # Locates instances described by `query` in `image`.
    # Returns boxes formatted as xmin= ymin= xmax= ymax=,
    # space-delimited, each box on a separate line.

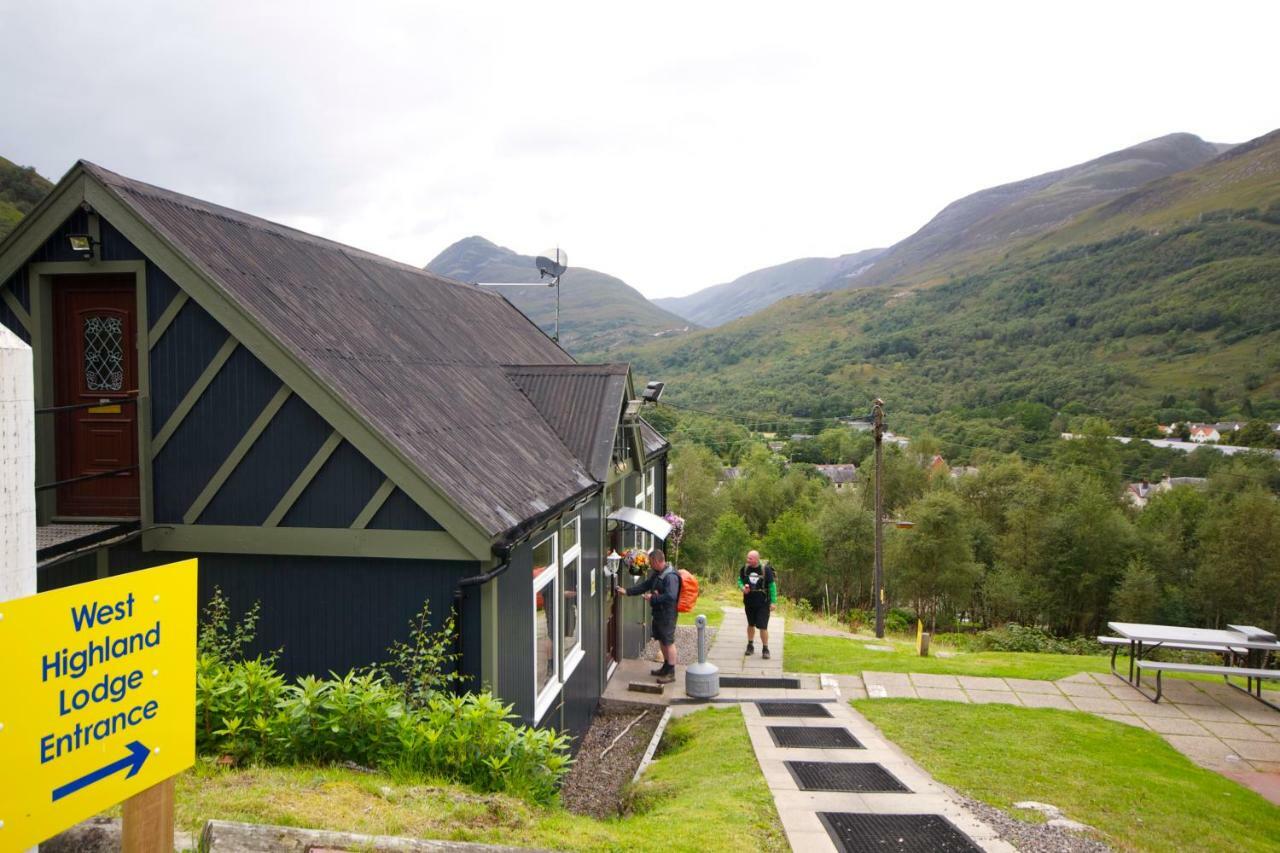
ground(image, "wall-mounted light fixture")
xmin=67 ymin=234 xmax=99 ymax=260
xmin=641 ymin=381 xmax=665 ymax=403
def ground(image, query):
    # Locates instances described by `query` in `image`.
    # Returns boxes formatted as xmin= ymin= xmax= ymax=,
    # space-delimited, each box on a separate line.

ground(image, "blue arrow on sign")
xmin=51 ymin=740 xmax=150 ymax=802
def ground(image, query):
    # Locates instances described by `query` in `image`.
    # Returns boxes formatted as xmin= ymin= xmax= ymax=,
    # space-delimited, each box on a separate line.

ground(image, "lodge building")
xmin=0 ymin=161 xmax=667 ymax=734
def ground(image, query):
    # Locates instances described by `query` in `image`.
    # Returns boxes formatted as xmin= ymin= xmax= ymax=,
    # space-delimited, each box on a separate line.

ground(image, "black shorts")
xmin=651 ymin=612 xmax=677 ymax=646
xmin=745 ymin=600 xmax=771 ymax=630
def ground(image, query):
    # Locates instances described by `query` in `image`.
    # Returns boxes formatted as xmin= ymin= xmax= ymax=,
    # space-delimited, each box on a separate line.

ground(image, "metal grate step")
xmin=768 ymin=726 xmax=863 ymax=749
xmin=755 ymin=701 xmax=833 ymax=717
xmin=720 ymin=676 xmax=801 ymax=689
xmin=819 ymin=812 xmax=983 ymax=853
xmin=786 ymin=761 xmax=911 ymax=793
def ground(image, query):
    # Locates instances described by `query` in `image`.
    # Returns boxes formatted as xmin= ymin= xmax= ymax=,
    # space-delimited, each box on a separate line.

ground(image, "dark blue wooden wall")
xmin=37 ymin=546 xmax=482 ymax=682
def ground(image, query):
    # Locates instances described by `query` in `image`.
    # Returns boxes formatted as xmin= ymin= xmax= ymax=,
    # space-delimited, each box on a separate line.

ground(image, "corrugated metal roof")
xmin=638 ymin=417 xmax=670 ymax=460
xmin=82 ymin=162 xmax=600 ymax=537
xmin=503 ymin=364 xmax=629 ymax=481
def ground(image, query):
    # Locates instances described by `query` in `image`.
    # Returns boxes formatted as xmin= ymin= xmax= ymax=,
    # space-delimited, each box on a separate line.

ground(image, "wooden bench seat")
xmin=1135 ymin=659 xmax=1279 ymax=703
xmin=1098 ymin=636 xmax=1246 ymax=682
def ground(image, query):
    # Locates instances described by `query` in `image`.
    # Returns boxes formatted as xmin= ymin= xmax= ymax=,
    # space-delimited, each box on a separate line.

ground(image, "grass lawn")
xmin=855 ymin=699 xmax=1278 ymax=853
xmin=680 ymin=579 xmax=743 ymax=629
xmin=788 ymin=632 xmax=1112 ymax=680
xmin=154 ymin=706 xmax=785 ymax=853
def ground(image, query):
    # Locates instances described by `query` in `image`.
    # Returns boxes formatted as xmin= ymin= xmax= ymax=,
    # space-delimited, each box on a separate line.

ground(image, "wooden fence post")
xmin=121 ymin=777 xmax=175 ymax=853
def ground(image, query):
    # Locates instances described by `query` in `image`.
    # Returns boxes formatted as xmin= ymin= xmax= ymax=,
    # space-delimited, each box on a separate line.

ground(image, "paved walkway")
xmin=707 ymin=607 xmax=787 ymax=675
xmin=706 ymin=609 xmax=1011 ymax=852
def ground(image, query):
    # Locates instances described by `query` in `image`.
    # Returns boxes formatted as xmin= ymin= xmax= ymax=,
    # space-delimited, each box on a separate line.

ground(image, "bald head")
xmin=746 ymin=550 xmax=760 ymax=567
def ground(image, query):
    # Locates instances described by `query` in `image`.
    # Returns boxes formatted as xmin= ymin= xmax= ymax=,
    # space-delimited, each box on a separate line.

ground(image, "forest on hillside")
xmin=661 ymin=407 xmax=1280 ymax=639
xmin=0 ymin=157 xmax=53 ymax=240
xmin=624 ymin=207 xmax=1280 ymax=445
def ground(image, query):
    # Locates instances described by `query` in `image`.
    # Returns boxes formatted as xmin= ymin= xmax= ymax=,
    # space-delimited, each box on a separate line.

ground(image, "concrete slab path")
xmin=702 ymin=608 xmax=1012 ymax=851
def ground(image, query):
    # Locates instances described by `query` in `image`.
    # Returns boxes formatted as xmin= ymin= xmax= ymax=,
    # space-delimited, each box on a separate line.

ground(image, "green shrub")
xmin=195 ymin=656 xmax=571 ymax=803
xmin=197 ymin=585 xmax=273 ymax=663
xmin=940 ymin=624 xmax=1100 ymax=655
xmin=370 ymin=600 xmax=462 ymax=710
xmin=847 ymin=608 xmax=874 ymax=631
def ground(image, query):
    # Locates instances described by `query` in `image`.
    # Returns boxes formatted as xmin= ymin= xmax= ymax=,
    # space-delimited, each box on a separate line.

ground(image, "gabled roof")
xmin=504 ymin=364 xmax=630 ymax=481
xmin=815 ymin=464 xmax=858 ymax=484
xmin=13 ymin=161 xmax=611 ymax=540
xmin=638 ymin=417 xmax=670 ymax=461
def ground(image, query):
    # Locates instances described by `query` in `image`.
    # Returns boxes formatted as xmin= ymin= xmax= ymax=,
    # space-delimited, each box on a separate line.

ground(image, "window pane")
xmin=535 ymin=576 xmax=557 ymax=695
xmin=84 ymin=315 xmax=125 ymax=391
xmin=562 ymin=557 xmax=580 ymax=654
xmin=532 ymin=535 xmax=555 ymax=574
xmin=560 ymin=517 xmax=578 ymax=553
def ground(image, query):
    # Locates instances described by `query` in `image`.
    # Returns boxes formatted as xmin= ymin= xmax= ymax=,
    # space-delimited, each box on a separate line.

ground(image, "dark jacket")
xmin=626 ymin=567 xmax=682 ymax=620
xmin=739 ymin=561 xmax=776 ymax=605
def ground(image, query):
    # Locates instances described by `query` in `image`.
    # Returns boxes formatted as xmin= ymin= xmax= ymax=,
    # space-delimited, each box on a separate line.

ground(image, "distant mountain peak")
xmin=426 ymin=236 xmax=693 ymax=354
xmin=842 ymin=130 xmax=1232 ymax=291
xmin=656 ymin=247 xmax=886 ymax=327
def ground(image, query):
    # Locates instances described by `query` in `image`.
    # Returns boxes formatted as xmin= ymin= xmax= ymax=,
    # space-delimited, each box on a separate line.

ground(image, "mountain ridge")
xmin=829 ymin=132 xmax=1232 ymax=292
xmin=614 ymin=128 xmax=1280 ymax=428
xmin=655 ymin=247 xmax=885 ymax=327
xmin=426 ymin=236 xmax=693 ymax=356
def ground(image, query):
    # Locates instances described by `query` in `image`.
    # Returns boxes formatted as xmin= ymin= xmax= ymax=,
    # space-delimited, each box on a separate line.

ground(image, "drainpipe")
xmin=451 ymin=542 xmax=513 ymax=693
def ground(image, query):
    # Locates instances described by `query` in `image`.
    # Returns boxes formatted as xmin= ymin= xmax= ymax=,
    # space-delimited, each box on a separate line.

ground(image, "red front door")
xmin=53 ymin=275 xmax=140 ymax=518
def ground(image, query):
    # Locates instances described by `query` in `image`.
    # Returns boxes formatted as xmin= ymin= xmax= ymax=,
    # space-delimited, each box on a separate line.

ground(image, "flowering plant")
xmin=663 ymin=512 xmax=685 ymax=566
xmin=618 ymin=548 xmax=649 ymax=575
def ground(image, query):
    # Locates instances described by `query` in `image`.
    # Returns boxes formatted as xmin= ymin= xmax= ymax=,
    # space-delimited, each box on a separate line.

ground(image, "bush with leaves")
xmin=194 ymin=593 xmax=570 ymax=803
xmin=195 ymin=656 xmax=571 ymax=803
xmin=372 ymin=600 xmax=462 ymax=710
xmin=197 ymin=585 xmax=272 ymax=663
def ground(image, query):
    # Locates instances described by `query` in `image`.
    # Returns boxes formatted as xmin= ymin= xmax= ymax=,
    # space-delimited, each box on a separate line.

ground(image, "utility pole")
xmin=872 ymin=398 xmax=885 ymax=639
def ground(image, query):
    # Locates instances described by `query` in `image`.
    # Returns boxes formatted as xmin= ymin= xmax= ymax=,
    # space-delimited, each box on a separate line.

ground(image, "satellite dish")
xmin=535 ymin=247 xmax=568 ymax=279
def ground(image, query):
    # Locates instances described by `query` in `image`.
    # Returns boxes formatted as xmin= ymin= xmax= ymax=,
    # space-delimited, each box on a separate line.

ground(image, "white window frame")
xmin=561 ymin=516 xmax=585 ymax=675
xmin=532 ymin=532 xmax=560 ymax=721
xmin=634 ymin=471 xmax=649 ymax=551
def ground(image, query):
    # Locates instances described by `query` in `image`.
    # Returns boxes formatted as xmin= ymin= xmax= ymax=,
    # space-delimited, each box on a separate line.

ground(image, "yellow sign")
xmin=0 ymin=560 xmax=196 ymax=851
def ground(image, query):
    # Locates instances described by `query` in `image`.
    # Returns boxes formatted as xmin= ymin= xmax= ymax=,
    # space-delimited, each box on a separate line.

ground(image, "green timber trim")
xmin=147 ymin=290 xmax=188 ymax=348
xmin=0 ymin=174 xmax=89 ymax=287
xmin=25 ymin=259 xmax=150 ymax=524
xmin=264 ymin=430 xmax=342 ymax=527
xmin=351 ymin=478 xmax=396 ymax=529
xmin=80 ymin=174 xmax=493 ymax=560
xmin=142 ymin=525 xmax=475 ymax=561
xmin=182 ymin=385 xmax=292 ymax=525
xmin=151 ymin=335 xmax=238 ymax=457
xmin=1 ymin=285 xmax=30 ymax=332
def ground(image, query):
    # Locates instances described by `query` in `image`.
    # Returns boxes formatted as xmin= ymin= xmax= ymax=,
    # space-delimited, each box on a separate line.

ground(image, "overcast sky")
xmin=2 ymin=1 xmax=1277 ymax=298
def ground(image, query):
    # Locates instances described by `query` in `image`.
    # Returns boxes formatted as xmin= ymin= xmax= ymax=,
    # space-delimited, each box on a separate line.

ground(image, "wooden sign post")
xmin=0 ymin=560 xmax=196 ymax=852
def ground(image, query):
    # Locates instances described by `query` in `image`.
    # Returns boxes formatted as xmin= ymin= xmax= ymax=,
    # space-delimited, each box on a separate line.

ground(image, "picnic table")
xmin=1104 ymin=621 xmax=1280 ymax=708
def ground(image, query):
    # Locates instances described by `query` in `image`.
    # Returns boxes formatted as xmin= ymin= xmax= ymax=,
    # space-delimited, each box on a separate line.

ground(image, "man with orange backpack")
xmin=739 ymin=550 xmax=777 ymax=659
xmin=623 ymin=548 xmax=681 ymax=683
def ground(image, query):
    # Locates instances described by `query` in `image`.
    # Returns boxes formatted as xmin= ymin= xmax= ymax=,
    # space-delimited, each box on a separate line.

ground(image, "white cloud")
xmin=1 ymin=0 xmax=1276 ymax=298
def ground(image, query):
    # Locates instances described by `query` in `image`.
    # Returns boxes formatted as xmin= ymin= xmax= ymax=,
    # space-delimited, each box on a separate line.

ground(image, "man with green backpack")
xmin=738 ymin=550 xmax=777 ymax=659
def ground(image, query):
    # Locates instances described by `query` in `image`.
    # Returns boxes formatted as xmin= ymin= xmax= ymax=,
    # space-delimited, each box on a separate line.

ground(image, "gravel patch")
xmin=560 ymin=707 xmax=660 ymax=818
xmin=957 ymin=795 xmax=1112 ymax=853
xmin=641 ymin=624 xmax=718 ymax=666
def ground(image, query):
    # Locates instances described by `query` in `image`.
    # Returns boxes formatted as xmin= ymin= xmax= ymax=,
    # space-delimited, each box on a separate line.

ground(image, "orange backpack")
xmin=676 ymin=569 xmax=699 ymax=613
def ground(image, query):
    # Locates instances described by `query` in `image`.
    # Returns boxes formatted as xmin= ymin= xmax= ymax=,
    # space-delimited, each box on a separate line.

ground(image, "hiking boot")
xmin=745 ymin=641 xmax=755 ymax=656
xmin=761 ymin=647 xmax=771 ymax=660
xmin=650 ymin=665 xmax=668 ymax=676
xmin=656 ymin=670 xmax=676 ymax=684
